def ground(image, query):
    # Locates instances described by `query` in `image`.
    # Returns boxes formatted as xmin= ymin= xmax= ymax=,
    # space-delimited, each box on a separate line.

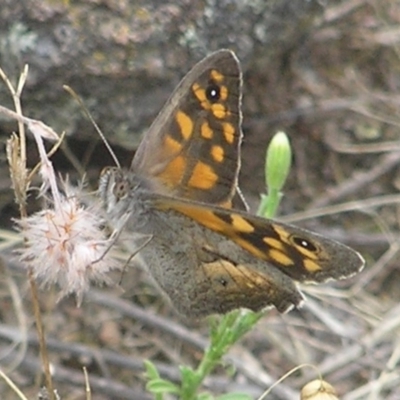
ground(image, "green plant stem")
xmin=258 ymin=189 xmax=283 ymax=219
xmin=180 ymin=311 xmax=263 ymax=399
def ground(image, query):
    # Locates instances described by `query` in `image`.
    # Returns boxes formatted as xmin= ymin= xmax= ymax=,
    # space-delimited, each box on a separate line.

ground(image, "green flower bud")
xmin=266 ymin=131 xmax=292 ymax=191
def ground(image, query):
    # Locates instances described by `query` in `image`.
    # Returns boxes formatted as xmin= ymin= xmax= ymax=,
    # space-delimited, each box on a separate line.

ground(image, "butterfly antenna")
xmin=63 ymin=85 xmax=121 ymax=169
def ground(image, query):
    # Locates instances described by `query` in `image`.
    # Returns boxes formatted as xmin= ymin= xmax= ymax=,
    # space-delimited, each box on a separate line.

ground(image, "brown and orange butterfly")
xmin=99 ymin=50 xmax=364 ymax=318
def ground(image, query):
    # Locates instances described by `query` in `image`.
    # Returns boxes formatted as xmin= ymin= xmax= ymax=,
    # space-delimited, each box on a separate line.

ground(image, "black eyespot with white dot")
xmin=292 ymin=236 xmax=318 ymax=252
xmin=205 ymin=82 xmax=221 ymax=103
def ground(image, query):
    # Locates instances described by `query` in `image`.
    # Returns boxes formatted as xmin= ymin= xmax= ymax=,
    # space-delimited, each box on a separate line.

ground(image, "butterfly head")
xmin=98 ymin=167 xmax=138 ymax=225
xmin=99 ymin=167 xmax=126 ymax=208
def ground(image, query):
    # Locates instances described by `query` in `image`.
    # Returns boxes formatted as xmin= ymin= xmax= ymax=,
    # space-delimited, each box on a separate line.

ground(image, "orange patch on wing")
xmin=263 ymin=237 xmax=285 ymax=252
xmin=203 ymin=260 xmax=265 ymax=289
xmin=231 ymin=215 xmax=254 ymax=233
xmin=188 ymin=162 xmax=218 ymax=189
xmin=192 ymin=83 xmax=210 ymax=110
xmin=170 ymin=205 xmax=224 ymax=232
xmin=156 ymin=200 xmax=288 ymax=264
xmin=273 ymin=225 xmax=291 ymax=245
xmin=268 ymin=249 xmax=294 ymax=266
xmin=304 ymin=259 xmax=321 ymax=272
xmin=211 ymin=145 xmax=224 ymax=163
xmin=210 ymin=69 xmax=224 ymax=82
xmin=181 ymin=209 xmax=264 ymax=260
xmin=211 ymin=103 xmax=227 ymax=119
xmin=201 ymin=121 xmax=213 ymax=139
xmin=233 ymin=236 xmax=266 ymax=260
xmin=222 ymin=122 xmax=235 ymax=144
xmin=164 ymin=135 xmax=182 ymax=154
xmin=159 ymin=155 xmax=186 ymax=185
xmin=175 ymin=110 xmax=193 ymax=140
xmin=219 ymin=85 xmax=228 ymax=101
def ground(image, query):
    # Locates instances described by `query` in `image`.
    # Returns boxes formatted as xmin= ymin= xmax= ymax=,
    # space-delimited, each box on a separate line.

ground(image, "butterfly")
xmin=99 ymin=50 xmax=365 ymax=318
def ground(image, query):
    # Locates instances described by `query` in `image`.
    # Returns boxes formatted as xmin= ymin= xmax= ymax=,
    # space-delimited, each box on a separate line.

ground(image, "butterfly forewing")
xmin=153 ymin=195 xmax=365 ymax=283
xmin=131 ymin=50 xmax=243 ymax=207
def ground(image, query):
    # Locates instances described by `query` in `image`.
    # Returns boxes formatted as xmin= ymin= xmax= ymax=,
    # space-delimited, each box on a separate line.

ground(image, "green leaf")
xmin=180 ymin=364 xmax=196 ymax=383
xmin=143 ymin=359 xmax=160 ymax=380
xmin=146 ymin=378 xmax=180 ymax=395
xmin=216 ymin=393 xmax=253 ymax=400
xmin=197 ymin=393 xmax=215 ymax=400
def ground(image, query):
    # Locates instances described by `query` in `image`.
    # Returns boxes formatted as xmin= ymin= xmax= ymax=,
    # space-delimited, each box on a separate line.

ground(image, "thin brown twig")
xmin=0 ymin=323 xmax=266 ymax=398
xmin=1 ymin=67 xmax=56 ymax=400
xmin=280 ymin=193 xmax=400 ymax=223
xmin=310 ymin=151 xmax=400 ymax=209
xmin=88 ymin=289 xmax=208 ymax=350
xmin=303 ymin=302 xmax=400 ymax=382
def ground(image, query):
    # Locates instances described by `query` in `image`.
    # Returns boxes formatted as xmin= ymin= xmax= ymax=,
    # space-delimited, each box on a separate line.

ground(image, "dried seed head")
xmin=17 ymin=183 xmax=121 ymax=304
xmin=301 ymin=379 xmax=339 ymax=400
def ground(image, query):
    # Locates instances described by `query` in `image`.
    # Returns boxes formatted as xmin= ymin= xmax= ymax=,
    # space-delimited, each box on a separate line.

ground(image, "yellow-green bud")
xmin=266 ymin=131 xmax=292 ymax=191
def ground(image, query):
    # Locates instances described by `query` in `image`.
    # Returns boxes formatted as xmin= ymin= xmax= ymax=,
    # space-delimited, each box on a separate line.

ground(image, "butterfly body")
xmin=99 ymin=50 xmax=364 ymax=318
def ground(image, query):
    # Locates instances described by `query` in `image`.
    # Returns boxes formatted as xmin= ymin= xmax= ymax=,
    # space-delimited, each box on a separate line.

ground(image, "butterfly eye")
xmin=292 ymin=236 xmax=318 ymax=252
xmin=113 ymin=180 xmax=129 ymax=200
xmin=206 ymin=82 xmax=221 ymax=102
